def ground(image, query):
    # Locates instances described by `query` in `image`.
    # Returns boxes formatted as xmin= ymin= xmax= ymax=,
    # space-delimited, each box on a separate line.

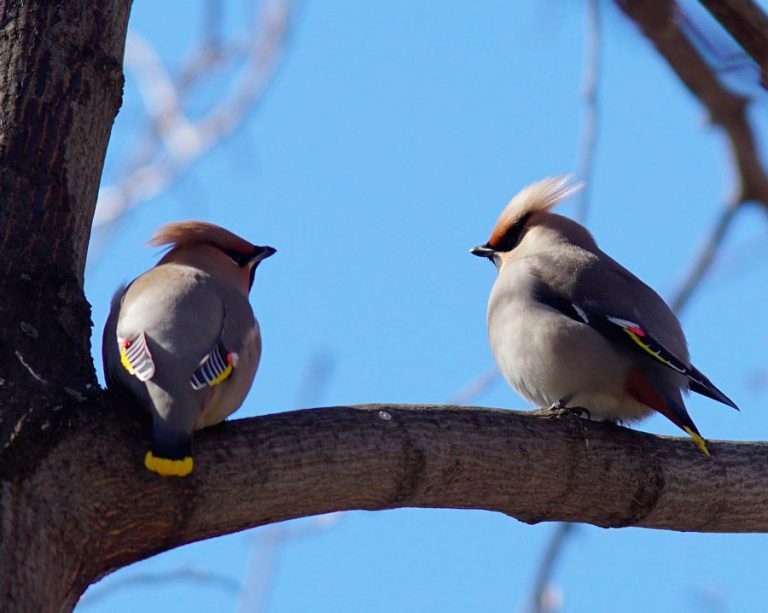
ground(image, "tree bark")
xmin=697 ymin=0 xmax=768 ymax=84
xmin=619 ymin=0 xmax=768 ymax=208
xmin=0 ymin=0 xmax=131 ymax=610
xmin=5 ymin=400 xmax=768 ymax=609
xmin=0 ymin=0 xmax=129 ymax=392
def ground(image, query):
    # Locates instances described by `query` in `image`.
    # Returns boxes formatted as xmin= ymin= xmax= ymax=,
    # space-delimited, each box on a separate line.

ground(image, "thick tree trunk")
xmin=0 ymin=0 xmax=130 ymax=389
xmin=0 ymin=1 xmax=131 ymax=610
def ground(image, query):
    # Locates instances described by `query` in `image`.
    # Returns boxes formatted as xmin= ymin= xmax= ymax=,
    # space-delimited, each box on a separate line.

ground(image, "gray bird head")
xmin=471 ymin=175 xmax=585 ymax=269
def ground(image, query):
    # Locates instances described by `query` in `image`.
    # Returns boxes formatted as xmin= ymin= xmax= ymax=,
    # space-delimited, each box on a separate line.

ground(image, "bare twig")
xmin=669 ymin=201 xmax=741 ymax=313
xmin=202 ymin=0 xmax=223 ymax=51
xmin=292 ymin=353 xmax=335 ymax=409
xmin=528 ymin=4 xmax=602 ymax=607
xmin=679 ymin=8 xmax=756 ymax=77
xmin=237 ymin=513 xmax=343 ymax=613
xmin=237 ymin=352 xmax=337 ymax=613
xmin=619 ymin=0 xmax=768 ymax=314
xmin=575 ymin=0 xmax=601 ymax=223
xmin=447 ymin=365 xmax=500 ymax=406
xmin=78 ymin=567 xmax=240 ymax=607
xmin=528 ymin=523 xmax=576 ymax=613
xmin=529 ymin=3 xmax=768 ymax=608
xmin=618 ymin=0 xmax=768 ymax=208
xmin=93 ymin=0 xmax=295 ymax=230
xmin=527 ymin=197 xmax=743 ymax=612
xmin=237 ymin=525 xmax=285 ymax=613
xmin=697 ymin=0 xmax=768 ymax=84
xmin=692 ymin=585 xmax=729 ymax=613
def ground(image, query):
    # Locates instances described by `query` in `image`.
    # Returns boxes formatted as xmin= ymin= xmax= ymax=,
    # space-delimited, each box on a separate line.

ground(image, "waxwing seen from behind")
xmin=103 ymin=221 xmax=275 ymax=476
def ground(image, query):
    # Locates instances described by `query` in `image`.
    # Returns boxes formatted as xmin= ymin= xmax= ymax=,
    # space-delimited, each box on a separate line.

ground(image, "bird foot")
xmin=546 ymin=400 xmax=591 ymax=421
xmin=565 ymin=406 xmax=592 ymax=420
xmin=546 ymin=396 xmax=572 ymax=411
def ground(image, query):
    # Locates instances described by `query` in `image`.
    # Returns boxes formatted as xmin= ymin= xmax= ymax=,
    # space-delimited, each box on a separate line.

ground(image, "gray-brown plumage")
xmin=471 ymin=176 xmax=737 ymax=454
xmin=103 ymin=221 xmax=275 ymax=476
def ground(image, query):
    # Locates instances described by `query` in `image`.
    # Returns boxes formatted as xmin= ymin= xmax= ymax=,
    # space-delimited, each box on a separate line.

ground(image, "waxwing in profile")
xmin=470 ymin=176 xmax=738 ymax=455
xmin=103 ymin=221 xmax=275 ymax=476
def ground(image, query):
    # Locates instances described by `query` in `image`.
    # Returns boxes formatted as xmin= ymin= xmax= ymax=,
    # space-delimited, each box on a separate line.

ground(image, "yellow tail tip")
xmin=145 ymin=451 xmax=194 ymax=476
xmin=683 ymin=427 xmax=711 ymax=457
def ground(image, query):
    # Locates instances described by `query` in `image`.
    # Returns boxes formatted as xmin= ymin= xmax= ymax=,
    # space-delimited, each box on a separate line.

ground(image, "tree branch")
xmin=697 ymin=0 xmax=768 ymax=84
xmin=669 ymin=200 xmax=741 ymax=312
xmin=529 ymin=522 xmax=575 ymax=613
xmin=619 ymin=0 xmax=768 ymax=209
xmin=10 ymin=400 xmax=767 ymax=607
xmin=574 ymin=0 xmax=601 ymax=223
xmin=93 ymin=0 xmax=295 ymax=230
xmin=130 ymin=404 xmax=768 ymax=535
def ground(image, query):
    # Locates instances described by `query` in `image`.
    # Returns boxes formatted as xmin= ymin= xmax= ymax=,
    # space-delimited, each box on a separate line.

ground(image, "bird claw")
xmin=546 ymin=400 xmax=592 ymax=421
xmin=565 ymin=406 xmax=592 ymax=420
xmin=546 ymin=395 xmax=572 ymax=412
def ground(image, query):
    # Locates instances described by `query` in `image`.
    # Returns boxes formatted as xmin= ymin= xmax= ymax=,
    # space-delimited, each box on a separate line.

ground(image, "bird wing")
xmin=187 ymin=292 xmax=259 ymax=392
xmin=190 ymin=337 xmax=237 ymax=390
xmin=118 ymin=331 xmax=156 ymax=381
xmin=575 ymin=306 xmax=738 ymax=411
xmin=193 ymin=292 xmax=260 ymax=429
xmin=533 ymin=282 xmax=738 ymax=411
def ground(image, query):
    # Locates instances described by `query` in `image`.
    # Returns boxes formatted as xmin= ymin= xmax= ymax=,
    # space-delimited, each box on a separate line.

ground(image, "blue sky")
xmin=79 ymin=1 xmax=768 ymax=611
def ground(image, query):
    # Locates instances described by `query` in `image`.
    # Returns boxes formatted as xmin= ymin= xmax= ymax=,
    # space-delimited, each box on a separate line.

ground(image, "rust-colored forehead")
xmin=487 ymin=212 xmax=528 ymax=248
xmin=149 ymin=221 xmax=256 ymax=254
xmin=485 ymin=176 xmax=583 ymax=247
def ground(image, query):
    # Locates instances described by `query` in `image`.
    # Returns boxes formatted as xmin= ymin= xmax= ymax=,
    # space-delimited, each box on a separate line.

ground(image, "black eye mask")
xmin=222 ymin=248 xmax=253 ymax=267
xmin=492 ymin=212 xmax=531 ymax=252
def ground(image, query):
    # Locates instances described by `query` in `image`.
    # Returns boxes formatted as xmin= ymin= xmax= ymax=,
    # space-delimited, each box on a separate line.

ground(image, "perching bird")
xmin=103 ymin=221 xmax=275 ymax=476
xmin=470 ymin=176 xmax=738 ymax=455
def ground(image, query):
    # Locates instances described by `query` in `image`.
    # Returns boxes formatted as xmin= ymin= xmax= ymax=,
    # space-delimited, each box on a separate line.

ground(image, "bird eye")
xmin=222 ymin=249 xmax=249 ymax=267
xmin=494 ymin=213 xmax=531 ymax=252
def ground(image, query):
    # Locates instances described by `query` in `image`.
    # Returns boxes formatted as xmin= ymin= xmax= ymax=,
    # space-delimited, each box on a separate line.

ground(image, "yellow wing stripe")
xmin=623 ymin=329 xmax=686 ymax=373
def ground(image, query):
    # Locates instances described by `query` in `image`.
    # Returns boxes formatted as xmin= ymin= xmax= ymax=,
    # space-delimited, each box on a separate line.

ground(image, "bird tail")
xmin=145 ymin=427 xmax=193 ymax=477
xmin=687 ymin=366 xmax=739 ymax=411
xmin=626 ymin=368 xmax=711 ymax=456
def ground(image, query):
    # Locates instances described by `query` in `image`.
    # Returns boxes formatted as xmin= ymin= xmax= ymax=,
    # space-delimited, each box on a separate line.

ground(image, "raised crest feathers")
xmin=149 ymin=221 xmax=256 ymax=255
xmin=488 ymin=175 xmax=583 ymax=247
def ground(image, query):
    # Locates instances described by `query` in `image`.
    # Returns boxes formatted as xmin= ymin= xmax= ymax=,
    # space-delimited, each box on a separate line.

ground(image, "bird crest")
xmin=149 ymin=221 xmax=257 ymax=256
xmin=488 ymin=175 xmax=583 ymax=248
